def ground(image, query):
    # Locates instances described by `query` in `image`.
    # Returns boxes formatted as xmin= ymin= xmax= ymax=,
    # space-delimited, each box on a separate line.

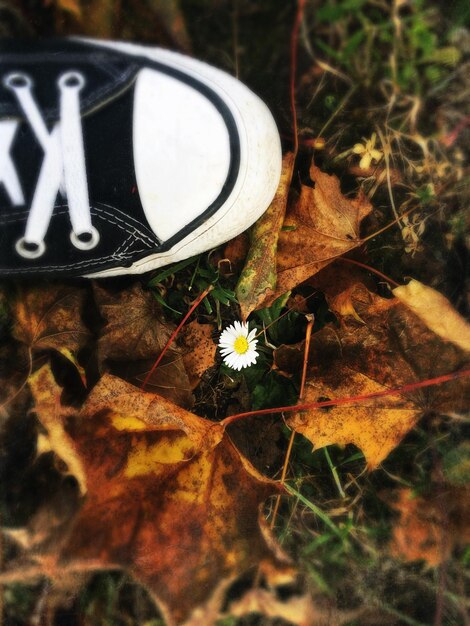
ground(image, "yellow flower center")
xmin=233 ymin=336 xmax=249 ymax=354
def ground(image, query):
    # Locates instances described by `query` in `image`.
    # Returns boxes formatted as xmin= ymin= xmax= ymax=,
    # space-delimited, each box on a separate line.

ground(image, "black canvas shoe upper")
xmin=0 ymin=39 xmax=241 ymax=276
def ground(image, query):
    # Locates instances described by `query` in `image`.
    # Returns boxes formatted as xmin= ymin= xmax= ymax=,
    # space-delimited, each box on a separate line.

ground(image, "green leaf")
xmin=285 ymin=484 xmax=343 ymax=538
xmin=211 ymin=286 xmax=237 ymax=306
xmin=251 ymin=371 xmax=298 ymax=410
xmin=443 ymin=442 xmax=470 ymax=486
xmin=148 ymin=256 xmax=197 ymax=287
xmin=255 ymin=291 xmax=291 ymax=327
xmin=236 ymin=153 xmax=294 ymax=319
xmin=343 ymin=30 xmax=365 ymax=57
xmin=424 ymin=65 xmax=442 ymax=82
xmin=315 ymin=38 xmax=342 ymax=62
xmin=152 ymin=290 xmax=182 ymax=315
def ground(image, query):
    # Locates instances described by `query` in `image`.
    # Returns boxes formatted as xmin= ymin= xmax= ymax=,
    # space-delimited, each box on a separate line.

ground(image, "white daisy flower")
xmin=218 ymin=321 xmax=259 ymax=371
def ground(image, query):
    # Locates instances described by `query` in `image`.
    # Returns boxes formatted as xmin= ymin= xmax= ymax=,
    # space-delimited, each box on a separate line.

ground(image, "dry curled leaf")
xmin=389 ymin=487 xmax=470 ymax=566
xmin=95 ymin=283 xmax=173 ymax=363
xmin=12 ymin=284 xmax=90 ymax=367
xmin=20 ymin=367 xmax=286 ymax=626
xmin=393 ymin=279 xmax=470 ymax=352
xmin=274 ymin=163 xmax=372 ymax=299
xmin=181 ymin=320 xmax=216 ymax=389
xmin=29 ymin=367 xmax=86 ymax=495
xmin=54 ymin=0 xmax=82 ymax=18
xmin=307 ymin=263 xmax=375 ymax=324
xmin=282 ymin=287 xmax=470 ymax=469
xmin=50 ymin=0 xmax=191 ymax=52
xmin=111 ymin=355 xmax=194 ymax=409
xmin=94 ymin=283 xmax=194 ymax=407
xmin=228 ymin=589 xmax=318 ymax=626
xmin=236 ymin=152 xmax=295 ymax=319
xmin=289 ymin=367 xmax=418 ymax=470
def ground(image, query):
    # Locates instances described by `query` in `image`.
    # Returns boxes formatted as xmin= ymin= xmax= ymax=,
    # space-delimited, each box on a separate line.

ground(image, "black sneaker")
xmin=0 ymin=38 xmax=281 ymax=277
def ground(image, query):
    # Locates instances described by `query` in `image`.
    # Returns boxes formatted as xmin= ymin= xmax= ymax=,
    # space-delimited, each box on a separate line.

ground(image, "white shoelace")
xmin=4 ymin=71 xmax=99 ymax=259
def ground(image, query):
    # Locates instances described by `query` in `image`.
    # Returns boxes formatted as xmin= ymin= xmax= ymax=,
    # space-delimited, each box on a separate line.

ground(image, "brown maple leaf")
xmin=12 ymin=284 xmax=91 ymax=367
xmin=94 ymin=283 xmax=196 ymax=407
xmin=180 ymin=320 xmax=217 ymax=389
xmin=393 ymin=279 xmax=470 ymax=352
xmin=278 ymin=287 xmax=470 ymax=469
xmin=15 ymin=366 xmax=285 ymax=626
xmin=307 ymin=263 xmax=375 ymax=324
xmin=110 ymin=355 xmax=194 ymax=409
xmin=388 ymin=486 xmax=470 ymax=566
xmin=94 ymin=283 xmax=173 ymax=363
xmin=55 ymin=0 xmax=82 ymax=18
xmin=274 ymin=164 xmax=372 ymax=300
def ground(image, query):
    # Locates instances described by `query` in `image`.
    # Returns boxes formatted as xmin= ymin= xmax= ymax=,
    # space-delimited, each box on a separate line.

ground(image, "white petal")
xmin=219 ymin=338 xmax=235 ymax=348
xmin=218 ymin=331 xmax=232 ymax=344
xmin=220 ymin=348 xmax=234 ymax=356
xmin=247 ymin=328 xmax=257 ymax=342
xmin=225 ymin=353 xmax=239 ymax=368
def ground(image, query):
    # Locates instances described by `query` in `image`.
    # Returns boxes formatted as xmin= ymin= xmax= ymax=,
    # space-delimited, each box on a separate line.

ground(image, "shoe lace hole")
xmin=70 ymin=227 xmax=100 ymax=251
xmin=4 ymin=73 xmax=32 ymax=90
xmin=15 ymin=237 xmax=45 ymax=259
xmin=59 ymin=72 xmax=85 ymax=90
xmin=77 ymin=232 xmax=92 ymax=244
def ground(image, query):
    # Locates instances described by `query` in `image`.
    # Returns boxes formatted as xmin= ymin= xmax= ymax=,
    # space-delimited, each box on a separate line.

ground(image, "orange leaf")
xmin=393 ymin=279 xmax=470 ymax=352
xmin=307 ymin=263 xmax=375 ymax=324
xmin=24 ymin=367 xmax=285 ymax=625
xmin=281 ymin=287 xmax=470 ymax=469
xmin=274 ymin=163 xmax=372 ymax=298
xmin=389 ymin=487 xmax=470 ymax=566
xmin=289 ymin=368 xmax=418 ymax=470
xmin=56 ymin=0 xmax=82 ymax=18
xmin=12 ymin=284 xmax=90 ymax=368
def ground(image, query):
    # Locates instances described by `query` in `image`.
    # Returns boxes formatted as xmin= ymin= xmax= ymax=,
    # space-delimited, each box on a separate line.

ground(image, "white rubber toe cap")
xmin=84 ymin=39 xmax=282 ymax=276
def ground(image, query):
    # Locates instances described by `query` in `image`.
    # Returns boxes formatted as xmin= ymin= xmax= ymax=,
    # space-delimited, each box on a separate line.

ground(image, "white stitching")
xmin=0 ymin=203 xmax=158 ymax=273
xmin=96 ymin=202 xmax=158 ymax=242
xmin=92 ymin=206 xmax=155 ymax=244
xmin=114 ymin=233 xmax=134 ymax=255
xmin=0 ymin=205 xmax=158 ymax=246
xmin=0 ymin=204 xmax=158 ymax=246
xmin=4 ymin=246 xmax=150 ymax=273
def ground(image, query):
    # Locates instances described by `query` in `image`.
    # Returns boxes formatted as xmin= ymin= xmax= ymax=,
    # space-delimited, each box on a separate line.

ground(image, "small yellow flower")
xmin=218 ymin=321 xmax=259 ymax=370
xmin=352 ymin=133 xmax=383 ymax=170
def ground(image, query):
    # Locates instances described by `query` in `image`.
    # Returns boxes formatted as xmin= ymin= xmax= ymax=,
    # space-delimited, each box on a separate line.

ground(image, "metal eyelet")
xmin=70 ymin=226 xmax=100 ymax=251
xmin=4 ymin=72 xmax=32 ymax=90
xmin=15 ymin=237 xmax=45 ymax=259
xmin=58 ymin=71 xmax=85 ymax=91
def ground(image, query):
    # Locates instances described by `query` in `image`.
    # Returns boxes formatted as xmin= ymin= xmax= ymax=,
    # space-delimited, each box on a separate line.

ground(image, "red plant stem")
xmin=338 ymin=257 xmax=400 ymax=288
xmin=299 ymin=316 xmax=314 ymax=400
xmin=270 ymin=316 xmax=314 ymax=528
xmin=441 ymin=114 xmax=470 ymax=148
xmin=221 ymin=368 xmax=470 ymax=428
xmin=290 ymin=0 xmax=306 ymax=155
xmin=141 ymin=285 xmax=213 ymax=391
